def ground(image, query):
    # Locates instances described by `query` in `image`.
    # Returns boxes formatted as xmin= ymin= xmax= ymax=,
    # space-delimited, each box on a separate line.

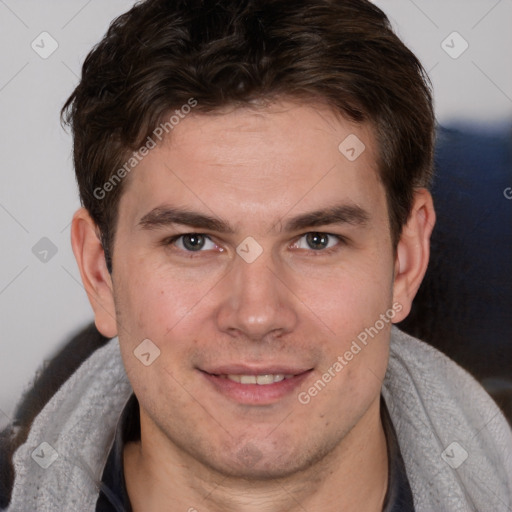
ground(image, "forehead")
xmin=118 ymin=101 xmax=386 ymax=231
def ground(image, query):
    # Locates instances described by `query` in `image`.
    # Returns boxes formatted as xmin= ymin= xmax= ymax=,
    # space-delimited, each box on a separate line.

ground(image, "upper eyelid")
xmin=292 ymin=233 xmax=345 ymax=249
xmin=168 ymin=231 xmax=341 ymax=239
xmin=167 ymin=233 xmax=216 ymax=246
xmin=166 ymin=232 xmax=344 ymax=249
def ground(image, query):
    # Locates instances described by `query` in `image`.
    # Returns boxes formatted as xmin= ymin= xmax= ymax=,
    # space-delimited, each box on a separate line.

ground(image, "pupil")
xmin=306 ymin=232 xmax=328 ymax=250
xmin=183 ymin=234 xmax=205 ymax=251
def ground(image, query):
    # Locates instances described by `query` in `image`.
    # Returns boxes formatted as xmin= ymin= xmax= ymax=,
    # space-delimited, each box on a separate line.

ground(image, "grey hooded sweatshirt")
xmin=6 ymin=327 xmax=512 ymax=511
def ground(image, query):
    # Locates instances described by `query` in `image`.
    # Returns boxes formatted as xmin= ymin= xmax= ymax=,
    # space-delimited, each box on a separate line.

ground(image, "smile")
xmin=217 ymin=374 xmax=295 ymax=385
xmin=200 ymin=368 xmax=313 ymax=405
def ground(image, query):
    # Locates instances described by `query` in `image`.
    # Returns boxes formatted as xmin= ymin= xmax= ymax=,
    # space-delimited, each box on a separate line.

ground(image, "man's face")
xmin=112 ymin=101 xmax=398 ymax=478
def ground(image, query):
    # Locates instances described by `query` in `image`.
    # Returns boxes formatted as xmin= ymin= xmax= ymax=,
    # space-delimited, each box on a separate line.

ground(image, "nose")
xmin=215 ymin=248 xmax=298 ymax=342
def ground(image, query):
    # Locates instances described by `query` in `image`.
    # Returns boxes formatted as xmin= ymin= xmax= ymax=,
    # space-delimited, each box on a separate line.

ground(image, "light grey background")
xmin=1 ymin=0 xmax=511 ymax=425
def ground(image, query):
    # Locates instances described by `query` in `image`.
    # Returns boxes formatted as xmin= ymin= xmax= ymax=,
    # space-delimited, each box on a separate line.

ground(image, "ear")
xmin=392 ymin=188 xmax=436 ymax=322
xmin=71 ymin=208 xmax=118 ymax=338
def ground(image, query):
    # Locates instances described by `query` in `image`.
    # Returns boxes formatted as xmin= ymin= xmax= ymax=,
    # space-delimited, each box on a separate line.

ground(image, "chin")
xmin=195 ymin=435 xmax=335 ymax=482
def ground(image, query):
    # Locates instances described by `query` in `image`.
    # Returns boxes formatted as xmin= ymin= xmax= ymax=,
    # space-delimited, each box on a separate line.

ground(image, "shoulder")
xmin=383 ymin=327 xmax=512 ymax=510
xmin=0 ymin=323 xmax=110 ymax=509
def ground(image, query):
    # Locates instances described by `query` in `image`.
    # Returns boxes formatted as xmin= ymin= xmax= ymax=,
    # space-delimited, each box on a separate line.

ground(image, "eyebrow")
xmin=283 ymin=204 xmax=369 ymax=232
xmin=139 ymin=207 xmax=236 ymax=233
xmin=137 ymin=203 xmax=370 ymax=234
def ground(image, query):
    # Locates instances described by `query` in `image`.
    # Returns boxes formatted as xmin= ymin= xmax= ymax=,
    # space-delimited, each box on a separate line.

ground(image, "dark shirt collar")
xmin=381 ymin=396 xmax=415 ymax=512
xmin=96 ymin=393 xmax=139 ymax=512
xmin=96 ymin=394 xmax=414 ymax=512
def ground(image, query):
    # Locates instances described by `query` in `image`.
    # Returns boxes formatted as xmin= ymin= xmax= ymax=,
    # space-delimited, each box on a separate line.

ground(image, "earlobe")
xmin=392 ymin=188 xmax=436 ymax=323
xmin=70 ymin=208 xmax=118 ymax=338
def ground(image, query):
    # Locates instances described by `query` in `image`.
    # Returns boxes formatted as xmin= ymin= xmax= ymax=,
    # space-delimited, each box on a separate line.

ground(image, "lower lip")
xmin=200 ymin=370 xmax=313 ymax=405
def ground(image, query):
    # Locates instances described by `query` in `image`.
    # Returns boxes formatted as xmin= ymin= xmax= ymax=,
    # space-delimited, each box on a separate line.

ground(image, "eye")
xmin=292 ymin=232 xmax=342 ymax=252
xmin=168 ymin=233 xmax=219 ymax=252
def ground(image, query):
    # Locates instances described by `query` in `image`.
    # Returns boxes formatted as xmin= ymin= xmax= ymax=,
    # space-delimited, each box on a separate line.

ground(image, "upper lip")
xmin=201 ymin=365 xmax=313 ymax=376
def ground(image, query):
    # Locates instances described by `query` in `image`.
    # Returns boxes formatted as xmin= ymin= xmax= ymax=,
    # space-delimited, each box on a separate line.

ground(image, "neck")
xmin=124 ymin=396 xmax=388 ymax=512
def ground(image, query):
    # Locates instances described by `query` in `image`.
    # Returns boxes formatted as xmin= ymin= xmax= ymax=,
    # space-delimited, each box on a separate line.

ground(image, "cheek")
xmin=116 ymin=256 xmax=211 ymax=335
xmin=114 ymin=259 xmax=223 ymax=395
xmin=298 ymin=257 xmax=394 ymax=338
xmin=297 ymin=250 xmax=393 ymax=396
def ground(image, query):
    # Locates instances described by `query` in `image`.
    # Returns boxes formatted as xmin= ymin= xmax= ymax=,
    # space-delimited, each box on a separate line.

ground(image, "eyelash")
xmin=162 ymin=232 xmax=346 ymax=257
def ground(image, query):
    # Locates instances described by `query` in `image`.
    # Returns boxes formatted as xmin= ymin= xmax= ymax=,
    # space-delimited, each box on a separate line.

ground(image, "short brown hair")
xmin=62 ymin=0 xmax=435 ymax=272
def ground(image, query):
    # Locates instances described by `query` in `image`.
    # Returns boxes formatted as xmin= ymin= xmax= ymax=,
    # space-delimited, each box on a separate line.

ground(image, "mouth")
xmin=217 ymin=373 xmax=296 ymax=384
xmin=199 ymin=366 xmax=314 ymax=405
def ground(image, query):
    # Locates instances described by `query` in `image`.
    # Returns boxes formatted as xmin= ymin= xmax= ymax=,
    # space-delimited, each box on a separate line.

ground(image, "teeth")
xmin=257 ymin=374 xmax=282 ymax=385
xmin=226 ymin=374 xmax=288 ymax=385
